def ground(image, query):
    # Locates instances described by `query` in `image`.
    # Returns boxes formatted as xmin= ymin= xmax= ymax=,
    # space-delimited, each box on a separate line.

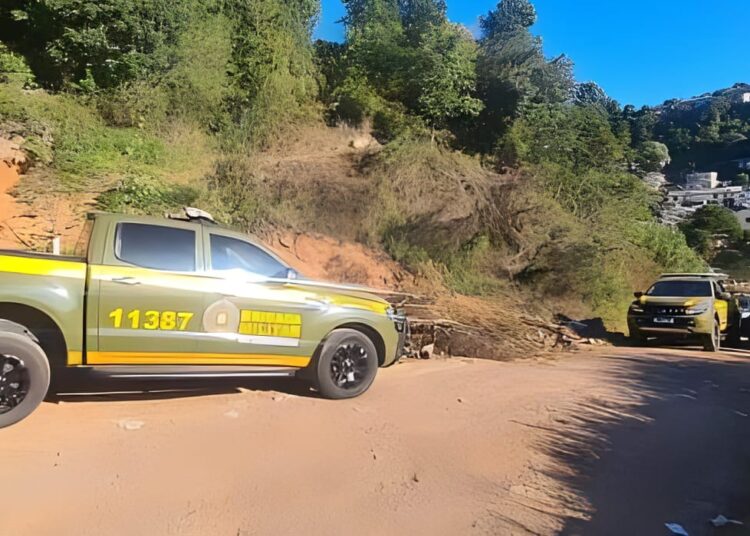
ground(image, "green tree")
xmin=734 ymin=173 xmax=749 ymax=187
xmin=398 ymin=0 xmax=446 ymax=45
xmin=412 ymin=24 xmax=483 ymax=134
xmin=479 ymin=0 xmax=536 ymax=40
xmin=680 ymin=204 xmax=743 ymax=258
xmin=475 ymin=0 xmax=573 ymax=150
xmin=225 ymin=0 xmax=320 ymax=143
xmin=636 ymin=141 xmax=671 ymax=172
xmin=0 ymin=0 xmax=202 ymax=89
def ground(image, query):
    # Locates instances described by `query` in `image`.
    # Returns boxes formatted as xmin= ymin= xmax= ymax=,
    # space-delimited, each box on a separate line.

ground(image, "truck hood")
xmin=639 ymin=296 xmax=711 ymax=307
xmin=283 ymin=279 xmax=391 ymax=314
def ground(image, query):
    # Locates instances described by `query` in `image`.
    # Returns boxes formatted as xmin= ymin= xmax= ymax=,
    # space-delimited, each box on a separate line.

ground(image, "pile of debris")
xmin=386 ymin=291 xmax=610 ymax=361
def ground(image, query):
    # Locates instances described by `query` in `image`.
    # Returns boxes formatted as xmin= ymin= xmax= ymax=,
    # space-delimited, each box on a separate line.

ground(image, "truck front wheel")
xmin=702 ymin=319 xmax=721 ymax=353
xmin=311 ymin=328 xmax=378 ymax=400
xmin=0 ymin=332 xmax=50 ymax=428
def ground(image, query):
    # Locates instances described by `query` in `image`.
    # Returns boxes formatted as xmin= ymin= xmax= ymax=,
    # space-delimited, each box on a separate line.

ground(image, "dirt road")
xmin=2 ymin=347 xmax=750 ymax=536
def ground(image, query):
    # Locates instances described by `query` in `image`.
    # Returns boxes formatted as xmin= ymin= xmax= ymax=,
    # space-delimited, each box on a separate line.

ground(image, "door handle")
xmin=111 ymin=276 xmax=141 ymax=285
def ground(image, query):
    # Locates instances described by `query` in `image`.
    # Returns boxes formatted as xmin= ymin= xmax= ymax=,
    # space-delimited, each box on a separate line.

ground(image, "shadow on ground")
xmin=536 ymin=350 xmax=750 ymax=535
xmin=46 ymin=374 xmax=316 ymax=404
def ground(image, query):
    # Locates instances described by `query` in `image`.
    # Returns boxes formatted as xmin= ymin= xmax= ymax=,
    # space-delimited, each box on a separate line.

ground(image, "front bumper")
xmin=395 ymin=318 xmax=410 ymax=360
xmin=628 ymin=312 xmax=713 ymax=336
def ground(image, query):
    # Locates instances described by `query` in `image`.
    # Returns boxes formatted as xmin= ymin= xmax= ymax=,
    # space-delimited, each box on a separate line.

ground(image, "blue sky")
xmin=314 ymin=0 xmax=749 ymax=107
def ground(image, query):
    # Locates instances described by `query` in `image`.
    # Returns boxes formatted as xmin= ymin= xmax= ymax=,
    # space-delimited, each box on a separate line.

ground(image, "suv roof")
xmin=659 ymin=273 xmax=729 ymax=281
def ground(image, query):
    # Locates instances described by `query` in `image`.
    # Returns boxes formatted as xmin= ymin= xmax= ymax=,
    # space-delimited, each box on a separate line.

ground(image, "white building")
xmin=667 ymin=185 xmax=743 ymax=208
xmin=685 ymin=172 xmax=719 ymax=190
xmin=736 ymin=208 xmax=750 ymax=231
xmin=743 ymin=92 xmax=750 ymax=104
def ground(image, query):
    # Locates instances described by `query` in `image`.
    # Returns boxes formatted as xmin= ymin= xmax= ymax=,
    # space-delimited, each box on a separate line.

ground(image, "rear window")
xmin=646 ymin=280 xmax=712 ymax=297
xmin=116 ymin=223 xmax=196 ymax=272
xmin=210 ymin=234 xmax=288 ymax=278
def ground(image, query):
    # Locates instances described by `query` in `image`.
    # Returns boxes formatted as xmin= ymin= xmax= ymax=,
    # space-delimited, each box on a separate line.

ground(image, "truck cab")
xmin=0 ymin=210 xmax=408 ymax=427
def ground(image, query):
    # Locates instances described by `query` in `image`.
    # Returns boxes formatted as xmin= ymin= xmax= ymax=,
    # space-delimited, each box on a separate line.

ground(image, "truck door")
xmin=195 ymin=230 xmax=313 ymax=368
xmin=88 ymin=219 xmax=209 ymax=365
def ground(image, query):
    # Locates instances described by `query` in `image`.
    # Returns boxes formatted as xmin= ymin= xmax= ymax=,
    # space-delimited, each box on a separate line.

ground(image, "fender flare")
xmin=0 ymin=319 xmax=39 ymax=343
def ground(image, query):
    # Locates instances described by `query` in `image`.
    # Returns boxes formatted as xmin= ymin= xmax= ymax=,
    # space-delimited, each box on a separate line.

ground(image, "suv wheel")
xmin=311 ymin=329 xmax=378 ymax=399
xmin=702 ymin=319 xmax=721 ymax=352
xmin=0 ymin=332 xmax=50 ymax=428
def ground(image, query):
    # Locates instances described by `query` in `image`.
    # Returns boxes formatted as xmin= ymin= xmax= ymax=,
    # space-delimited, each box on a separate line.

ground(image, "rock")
xmin=420 ymin=343 xmax=434 ymax=359
xmin=118 ymin=419 xmax=144 ymax=431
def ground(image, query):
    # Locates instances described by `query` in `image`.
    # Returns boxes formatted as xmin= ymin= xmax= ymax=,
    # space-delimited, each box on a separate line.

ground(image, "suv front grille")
xmin=644 ymin=305 xmax=687 ymax=315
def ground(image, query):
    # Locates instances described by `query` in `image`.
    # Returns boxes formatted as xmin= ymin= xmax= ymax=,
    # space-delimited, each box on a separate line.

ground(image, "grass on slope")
xmin=0 ymin=80 xmax=215 ymax=192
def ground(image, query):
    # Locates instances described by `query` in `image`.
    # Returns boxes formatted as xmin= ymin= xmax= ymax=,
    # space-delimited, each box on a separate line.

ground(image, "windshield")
xmin=646 ymin=280 xmax=712 ymax=297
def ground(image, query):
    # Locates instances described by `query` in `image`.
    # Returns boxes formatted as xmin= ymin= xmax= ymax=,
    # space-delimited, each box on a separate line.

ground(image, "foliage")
xmin=479 ymin=0 xmax=536 ymax=39
xmin=97 ymin=176 xmax=198 ymax=214
xmin=412 ymin=24 xmax=483 ymax=131
xmin=0 ymin=0 xmax=205 ymax=89
xmin=498 ymin=103 xmax=627 ymax=175
xmin=474 ymin=2 xmax=573 ymax=150
xmin=330 ymin=0 xmax=482 ymax=139
xmin=224 ymin=0 xmax=320 ymax=146
xmin=680 ymin=204 xmax=743 ymax=259
xmin=636 ymin=141 xmax=671 ymax=173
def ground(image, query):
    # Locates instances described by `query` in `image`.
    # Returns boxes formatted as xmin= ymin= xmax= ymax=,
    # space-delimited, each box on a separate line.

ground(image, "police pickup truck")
xmin=0 ymin=209 xmax=408 ymax=427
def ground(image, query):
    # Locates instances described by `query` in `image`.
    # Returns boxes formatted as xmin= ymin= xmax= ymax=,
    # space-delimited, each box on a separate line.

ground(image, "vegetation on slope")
xmin=0 ymin=0 xmax=710 ymax=329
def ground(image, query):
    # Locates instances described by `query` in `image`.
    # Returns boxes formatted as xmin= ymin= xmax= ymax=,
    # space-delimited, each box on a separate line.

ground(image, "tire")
xmin=311 ymin=328 xmax=378 ymax=400
xmin=0 ymin=332 xmax=50 ymax=428
xmin=702 ymin=319 xmax=721 ymax=352
xmin=727 ymin=322 xmax=742 ymax=348
xmin=629 ymin=331 xmax=647 ymax=347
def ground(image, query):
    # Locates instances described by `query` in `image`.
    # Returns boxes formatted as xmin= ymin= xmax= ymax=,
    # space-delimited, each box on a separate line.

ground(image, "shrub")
xmin=97 ymin=175 xmax=198 ymax=214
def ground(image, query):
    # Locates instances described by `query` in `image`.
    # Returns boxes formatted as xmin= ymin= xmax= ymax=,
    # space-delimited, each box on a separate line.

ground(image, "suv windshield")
xmin=646 ymin=280 xmax=712 ymax=297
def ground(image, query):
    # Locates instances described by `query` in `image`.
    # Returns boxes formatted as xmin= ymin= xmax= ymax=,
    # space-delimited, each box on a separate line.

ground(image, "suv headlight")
xmin=686 ymin=303 xmax=710 ymax=315
xmin=629 ymin=303 xmax=644 ymax=313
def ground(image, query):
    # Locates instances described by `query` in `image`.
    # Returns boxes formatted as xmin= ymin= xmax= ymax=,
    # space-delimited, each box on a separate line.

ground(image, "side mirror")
xmin=633 ymin=291 xmax=644 ymax=299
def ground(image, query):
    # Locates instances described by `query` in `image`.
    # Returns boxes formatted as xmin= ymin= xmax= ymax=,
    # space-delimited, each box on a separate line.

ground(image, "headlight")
xmin=686 ymin=303 xmax=710 ymax=315
xmin=387 ymin=307 xmax=407 ymax=332
xmin=629 ymin=304 xmax=644 ymax=313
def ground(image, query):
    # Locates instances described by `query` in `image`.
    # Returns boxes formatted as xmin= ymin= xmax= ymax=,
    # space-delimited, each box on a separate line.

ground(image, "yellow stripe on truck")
xmin=85 ymin=351 xmax=311 ymax=367
xmin=0 ymin=254 xmax=86 ymax=279
xmin=67 ymin=351 xmax=83 ymax=366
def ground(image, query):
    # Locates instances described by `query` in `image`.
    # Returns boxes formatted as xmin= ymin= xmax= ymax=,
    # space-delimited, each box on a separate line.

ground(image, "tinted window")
xmin=210 ymin=235 xmax=288 ymax=278
xmin=646 ymin=280 xmax=712 ymax=297
xmin=116 ymin=223 xmax=196 ymax=272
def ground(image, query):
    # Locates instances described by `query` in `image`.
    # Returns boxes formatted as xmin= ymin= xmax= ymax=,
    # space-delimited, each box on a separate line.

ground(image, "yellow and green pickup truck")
xmin=627 ymin=273 xmax=741 ymax=352
xmin=0 ymin=209 xmax=408 ymax=428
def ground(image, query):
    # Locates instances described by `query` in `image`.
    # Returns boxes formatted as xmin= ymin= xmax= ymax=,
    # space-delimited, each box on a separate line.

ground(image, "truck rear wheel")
xmin=0 ymin=332 xmax=50 ymax=428
xmin=311 ymin=329 xmax=378 ymax=400
xmin=702 ymin=320 xmax=721 ymax=352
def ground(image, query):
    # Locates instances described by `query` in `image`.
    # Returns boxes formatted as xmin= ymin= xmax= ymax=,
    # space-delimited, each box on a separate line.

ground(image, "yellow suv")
xmin=627 ymin=273 xmax=739 ymax=351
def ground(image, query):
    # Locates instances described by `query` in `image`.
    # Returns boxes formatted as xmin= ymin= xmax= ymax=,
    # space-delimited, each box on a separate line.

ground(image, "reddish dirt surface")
xmin=0 ymin=141 xmax=93 ymax=252
xmin=0 ymin=139 xmax=25 ymax=248
xmin=268 ymin=231 xmax=407 ymax=289
xmin=2 ymin=346 xmax=750 ymax=536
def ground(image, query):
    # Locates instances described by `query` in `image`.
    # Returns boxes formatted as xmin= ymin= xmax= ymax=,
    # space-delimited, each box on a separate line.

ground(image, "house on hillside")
xmin=685 ymin=171 xmax=719 ymax=189
xmin=735 ymin=208 xmax=750 ymax=232
xmin=744 ymin=92 xmax=750 ymax=104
